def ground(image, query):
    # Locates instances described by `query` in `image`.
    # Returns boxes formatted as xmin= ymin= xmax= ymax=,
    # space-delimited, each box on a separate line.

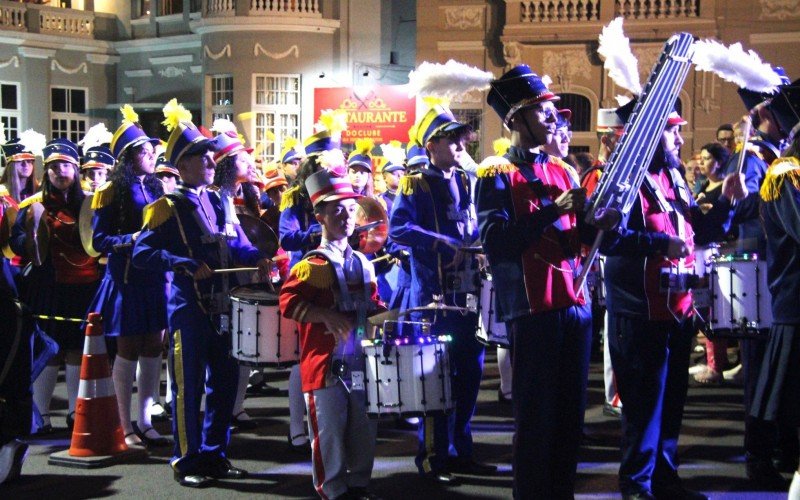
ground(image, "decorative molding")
xmin=149 ymin=54 xmax=193 ymax=65
xmin=542 ymin=49 xmax=591 ymax=91
xmin=0 ymin=56 xmax=19 ymax=69
xmin=697 ymin=70 xmax=719 ymax=115
xmin=633 ymin=46 xmax=663 ymax=84
xmin=253 ymin=44 xmax=299 ymax=59
xmin=190 ymin=65 xmax=202 ymax=74
xmin=115 ymin=36 xmax=201 ymax=54
xmin=124 ymin=69 xmax=153 ymax=78
xmin=158 ymin=66 xmax=187 ymax=78
xmin=17 ymin=46 xmax=56 ymax=59
xmin=759 ymin=0 xmax=800 ymax=20
xmin=503 ymin=41 xmax=522 ymax=66
xmin=442 ymin=6 xmax=484 ymax=30
xmin=436 ymin=41 xmax=485 ymax=52
xmin=86 ymin=53 xmax=120 ymax=65
xmin=204 ymin=44 xmax=231 ymax=60
xmin=51 ymin=60 xmax=88 ymax=74
xmin=750 ymin=31 xmax=800 ymax=44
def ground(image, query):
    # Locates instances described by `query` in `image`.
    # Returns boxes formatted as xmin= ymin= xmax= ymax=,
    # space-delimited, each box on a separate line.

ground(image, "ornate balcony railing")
xmin=0 ymin=1 xmax=25 ymax=30
xmin=205 ymin=0 xmax=321 ymax=16
xmin=615 ymin=0 xmax=699 ymax=19
xmin=206 ymin=0 xmax=235 ymax=15
xmin=38 ymin=5 xmax=93 ymax=37
xmin=520 ymin=1 xmax=602 ymax=23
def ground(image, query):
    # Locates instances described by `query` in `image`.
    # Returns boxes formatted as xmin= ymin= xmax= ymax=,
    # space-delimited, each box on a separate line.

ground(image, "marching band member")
xmin=542 ymin=109 xmax=573 ymax=161
xmin=155 ymin=154 xmax=181 ymax=194
xmin=279 ymin=137 xmax=305 ymax=184
xmin=477 ymin=66 xmax=594 ymax=498
xmin=751 ymin=81 xmax=800 ymax=497
xmin=390 ymin=102 xmax=493 ymax=484
xmin=0 ymin=130 xmax=42 ymax=205
xmin=11 ymin=139 xmax=100 ymax=434
xmin=600 ymin=102 xmax=746 ymax=499
xmin=378 ymin=141 xmax=406 ymax=216
xmin=132 ymin=108 xmax=271 ymax=488
xmin=280 ymin=111 xmax=347 ymax=454
xmin=347 ymin=138 xmax=376 ymax=199
xmin=279 ymin=159 xmax=384 ymax=500
xmin=78 ymin=123 xmax=114 ymax=193
xmin=87 ymin=106 xmax=171 ymax=448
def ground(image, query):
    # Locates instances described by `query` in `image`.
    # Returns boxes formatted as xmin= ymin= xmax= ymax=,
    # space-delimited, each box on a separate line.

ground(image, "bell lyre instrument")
xmin=575 ymin=32 xmax=696 ymax=292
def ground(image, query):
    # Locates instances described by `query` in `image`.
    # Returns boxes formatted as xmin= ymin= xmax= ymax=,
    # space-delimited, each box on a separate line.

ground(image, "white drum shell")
xmin=363 ymin=342 xmax=453 ymax=417
xmin=708 ymin=258 xmax=772 ymax=334
xmin=230 ymin=295 xmax=300 ymax=366
xmin=476 ymin=276 xmax=510 ymax=348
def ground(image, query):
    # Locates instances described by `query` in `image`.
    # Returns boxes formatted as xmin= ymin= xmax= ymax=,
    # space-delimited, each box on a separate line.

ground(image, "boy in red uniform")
xmin=279 ymin=155 xmax=383 ymax=500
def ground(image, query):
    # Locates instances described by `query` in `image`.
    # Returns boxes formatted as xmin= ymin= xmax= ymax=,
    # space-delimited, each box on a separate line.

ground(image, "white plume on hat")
xmin=210 ymin=117 xmax=238 ymax=135
xmin=692 ymin=39 xmax=784 ymax=94
xmin=615 ymin=95 xmax=633 ymax=106
xmin=18 ymin=129 xmax=46 ymax=157
xmin=78 ymin=123 xmax=113 ymax=154
xmin=598 ymin=17 xmax=642 ymax=95
xmin=407 ymin=59 xmax=494 ymax=99
xmin=380 ymin=140 xmax=406 ymax=167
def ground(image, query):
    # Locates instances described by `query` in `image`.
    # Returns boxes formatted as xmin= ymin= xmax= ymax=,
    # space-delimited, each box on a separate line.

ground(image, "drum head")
xmin=25 ymin=203 xmax=49 ymax=266
xmin=230 ymin=283 xmax=279 ymax=304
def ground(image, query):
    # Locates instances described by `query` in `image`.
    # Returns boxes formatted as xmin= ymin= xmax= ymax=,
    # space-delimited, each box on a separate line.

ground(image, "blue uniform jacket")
xmin=389 ymin=166 xmax=478 ymax=307
xmin=278 ymin=200 xmax=320 ymax=269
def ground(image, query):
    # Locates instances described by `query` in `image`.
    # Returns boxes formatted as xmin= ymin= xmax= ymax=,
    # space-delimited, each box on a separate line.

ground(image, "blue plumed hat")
xmin=111 ymin=105 xmax=159 ymax=160
xmin=81 ymin=146 xmax=114 ymax=171
xmin=43 ymin=138 xmax=80 ymax=166
xmin=487 ymin=65 xmax=559 ymax=128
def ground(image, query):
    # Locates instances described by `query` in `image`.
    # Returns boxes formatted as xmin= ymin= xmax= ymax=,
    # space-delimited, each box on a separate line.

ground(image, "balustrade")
xmin=520 ymin=0 xmax=601 ymax=22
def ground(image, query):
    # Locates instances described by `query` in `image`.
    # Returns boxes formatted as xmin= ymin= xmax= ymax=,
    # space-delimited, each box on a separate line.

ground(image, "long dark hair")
xmin=109 ymin=144 xmax=163 ymax=233
xmin=0 ymin=160 xmax=39 ymax=201
xmin=41 ymin=162 xmax=84 ymax=215
xmin=214 ymin=154 xmax=261 ymax=217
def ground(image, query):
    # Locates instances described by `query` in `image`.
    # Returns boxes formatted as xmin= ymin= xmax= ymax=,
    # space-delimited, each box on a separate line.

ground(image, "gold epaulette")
xmin=550 ymin=156 xmax=580 ymax=185
xmin=142 ymin=197 xmax=175 ymax=229
xmin=760 ymin=157 xmax=800 ymax=202
xmin=279 ymin=185 xmax=300 ymax=211
xmin=398 ymin=172 xmax=430 ymax=196
xmin=476 ymin=156 xmax=515 ymax=178
xmin=91 ymin=181 xmax=114 ymax=210
xmin=80 ymin=179 xmax=93 ymax=193
xmin=0 ymin=185 xmax=9 ymax=198
xmin=291 ymin=258 xmax=334 ymax=289
xmin=206 ymin=185 xmax=220 ymax=192
xmin=17 ymin=192 xmax=43 ymax=209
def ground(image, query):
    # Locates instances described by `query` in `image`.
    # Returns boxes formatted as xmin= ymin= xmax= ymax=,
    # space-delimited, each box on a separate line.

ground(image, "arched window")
xmin=557 ymin=93 xmax=591 ymax=132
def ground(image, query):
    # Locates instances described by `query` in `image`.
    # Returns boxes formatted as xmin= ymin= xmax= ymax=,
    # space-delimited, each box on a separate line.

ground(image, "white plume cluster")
xmin=692 ymin=39 xmax=783 ymax=94
xmin=78 ymin=123 xmax=112 ymax=154
xmin=598 ymin=17 xmax=642 ymax=95
xmin=18 ymin=129 xmax=46 ymax=157
xmin=210 ymin=118 xmax=238 ymax=135
xmin=380 ymin=141 xmax=406 ymax=167
xmin=407 ymin=60 xmax=494 ymax=99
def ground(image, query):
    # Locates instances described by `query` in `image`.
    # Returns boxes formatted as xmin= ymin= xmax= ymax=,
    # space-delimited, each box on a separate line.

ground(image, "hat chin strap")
xmin=513 ymin=111 xmax=544 ymax=151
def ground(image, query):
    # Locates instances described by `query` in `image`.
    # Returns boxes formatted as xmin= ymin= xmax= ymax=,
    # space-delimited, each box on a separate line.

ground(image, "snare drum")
xmin=707 ymin=254 xmax=772 ymax=338
xmin=229 ymin=284 xmax=300 ymax=366
xmin=362 ymin=335 xmax=453 ymax=417
xmin=475 ymin=275 xmax=510 ymax=348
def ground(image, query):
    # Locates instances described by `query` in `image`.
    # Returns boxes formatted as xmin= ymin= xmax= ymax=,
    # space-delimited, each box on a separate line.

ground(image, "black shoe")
xmin=66 ymin=412 xmax=75 ymax=432
xmin=497 ymin=389 xmax=512 ymax=405
xmin=174 ymin=470 xmax=214 ymax=488
xmin=746 ymin=459 xmax=790 ymax=490
xmin=138 ymin=427 xmax=174 ymax=448
xmin=202 ymin=457 xmax=248 ymax=479
xmin=422 ymin=470 xmax=460 ymax=485
xmin=34 ymin=414 xmax=54 ymax=435
xmin=346 ymin=487 xmax=382 ymax=500
xmin=150 ymin=402 xmax=170 ymax=423
xmin=287 ymin=432 xmax=311 ymax=454
xmin=603 ymin=402 xmax=622 ymax=418
xmin=231 ymin=411 xmax=259 ymax=430
xmin=446 ymin=457 xmax=497 ymax=475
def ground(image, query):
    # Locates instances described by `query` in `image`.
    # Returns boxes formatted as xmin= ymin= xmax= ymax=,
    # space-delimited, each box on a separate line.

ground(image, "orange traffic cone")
xmin=49 ymin=313 xmax=147 ymax=468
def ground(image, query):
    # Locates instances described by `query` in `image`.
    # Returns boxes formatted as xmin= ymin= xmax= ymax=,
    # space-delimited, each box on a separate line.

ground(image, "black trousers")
xmin=509 ymin=304 xmax=592 ymax=499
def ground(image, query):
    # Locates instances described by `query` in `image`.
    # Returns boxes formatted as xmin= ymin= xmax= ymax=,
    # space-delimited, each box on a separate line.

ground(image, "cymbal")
xmin=0 ymin=202 xmax=19 ymax=259
xmin=368 ymin=308 xmax=400 ymax=326
xmin=403 ymin=303 xmax=471 ymax=315
xmin=238 ymin=213 xmax=279 ymax=258
xmin=79 ymin=196 xmax=100 ymax=258
xmin=259 ymin=206 xmax=281 ymax=234
xmin=25 ymin=202 xmax=49 ymax=266
xmin=354 ymin=197 xmax=388 ymax=254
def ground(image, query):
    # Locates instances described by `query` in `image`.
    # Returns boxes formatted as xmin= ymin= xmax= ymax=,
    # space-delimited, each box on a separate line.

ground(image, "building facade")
xmin=416 ymin=0 xmax=800 ymax=158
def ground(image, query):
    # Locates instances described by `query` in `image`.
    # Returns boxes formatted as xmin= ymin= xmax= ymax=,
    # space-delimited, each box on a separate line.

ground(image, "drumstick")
xmin=213 ymin=267 xmax=259 ymax=274
xmin=370 ymin=253 xmax=395 ymax=264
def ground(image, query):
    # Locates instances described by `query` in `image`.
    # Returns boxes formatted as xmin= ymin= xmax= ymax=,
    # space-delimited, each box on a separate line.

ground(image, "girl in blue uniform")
xmin=87 ymin=107 xmax=170 ymax=448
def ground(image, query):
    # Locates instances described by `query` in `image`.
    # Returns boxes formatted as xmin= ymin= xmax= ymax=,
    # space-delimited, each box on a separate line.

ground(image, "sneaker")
xmin=150 ymin=402 xmax=170 ymax=422
xmin=723 ymin=364 xmax=743 ymax=385
xmin=693 ymin=367 xmax=722 ymax=385
xmin=688 ymin=363 xmax=707 ymax=376
xmin=603 ymin=402 xmax=622 ymax=418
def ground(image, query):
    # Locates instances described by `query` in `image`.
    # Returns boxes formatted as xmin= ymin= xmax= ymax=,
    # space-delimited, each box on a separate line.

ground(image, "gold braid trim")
xmin=142 ymin=197 xmax=175 ymax=229
xmin=477 ymin=157 xmax=515 ymax=178
xmin=398 ymin=173 xmax=430 ymax=196
xmin=279 ymin=185 xmax=300 ymax=211
xmin=91 ymin=181 xmax=114 ymax=209
xmin=17 ymin=192 xmax=43 ymax=209
xmin=291 ymin=258 xmax=334 ymax=289
xmin=760 ymin=157 xmax=800 ymax=202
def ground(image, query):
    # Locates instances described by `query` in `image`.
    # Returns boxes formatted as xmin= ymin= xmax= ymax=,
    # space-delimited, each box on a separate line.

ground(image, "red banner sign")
xmin=313 ymin=85 xmax=416 ymax=144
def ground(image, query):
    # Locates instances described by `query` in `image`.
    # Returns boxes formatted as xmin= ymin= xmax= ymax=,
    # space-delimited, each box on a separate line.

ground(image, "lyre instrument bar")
xmin=575 ymin=32 xmax=696 ymax=292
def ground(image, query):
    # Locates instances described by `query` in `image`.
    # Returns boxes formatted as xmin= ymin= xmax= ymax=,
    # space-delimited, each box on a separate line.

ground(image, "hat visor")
xmin=314 ymin=192 xmax=363 ymax=206
xmin=185 ymin=137 xmax=218 ymax=157
xmin=119 ymin=136 xmax=160 ymax=158
xmin=429 ymin=122 xmax=472 ymax=141
xmin=383 ymin=165 xmax=407 ymax=173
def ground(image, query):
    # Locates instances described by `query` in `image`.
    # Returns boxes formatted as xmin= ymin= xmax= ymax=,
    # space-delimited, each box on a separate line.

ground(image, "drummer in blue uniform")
xmin=389 ymin=102 xmax=495 ymax=484
xmin=88 ymin=105 xmax=171 ymax=448
xmin=132 ymin=103 xmax=272 ymax=488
